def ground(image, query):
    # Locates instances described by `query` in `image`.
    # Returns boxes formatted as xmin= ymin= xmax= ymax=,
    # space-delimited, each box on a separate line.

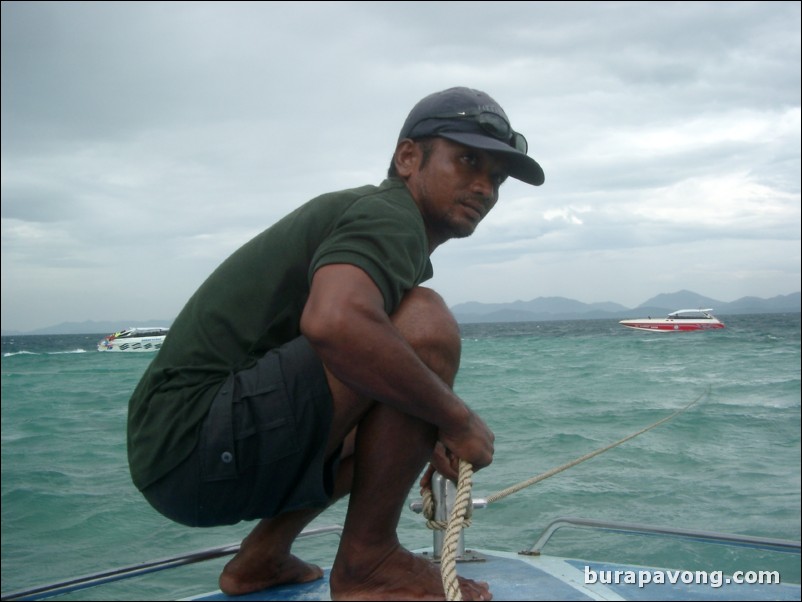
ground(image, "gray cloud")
xmin=2 ymin=1 xmax=799 ymax=331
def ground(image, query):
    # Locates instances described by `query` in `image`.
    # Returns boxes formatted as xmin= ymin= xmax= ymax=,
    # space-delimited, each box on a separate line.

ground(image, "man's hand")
xmin=420 ymin=442 xmax=459 ymax=491
xmin=438 ymin=410 xmax=494 ymax=471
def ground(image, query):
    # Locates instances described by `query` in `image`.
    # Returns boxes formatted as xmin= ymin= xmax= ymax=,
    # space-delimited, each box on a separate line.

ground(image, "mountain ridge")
xmin=450 ymin=290 xmax=800 ymax=324
xmin=2 ymin=290 xmax=799 ymax=334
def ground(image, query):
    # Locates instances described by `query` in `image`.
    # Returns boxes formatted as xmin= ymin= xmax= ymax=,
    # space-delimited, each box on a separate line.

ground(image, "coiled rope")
xmin=427 ymin=387 xmax=709 ymax=600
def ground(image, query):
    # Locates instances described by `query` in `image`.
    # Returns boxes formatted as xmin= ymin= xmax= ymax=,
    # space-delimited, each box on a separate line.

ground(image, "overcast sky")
xmin=2 ymin=1 xmax=800 ymax=332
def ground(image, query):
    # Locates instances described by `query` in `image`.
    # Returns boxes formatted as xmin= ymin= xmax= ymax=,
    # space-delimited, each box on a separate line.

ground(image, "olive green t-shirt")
xmin=127 ymin=178 xmax=433 ymax=490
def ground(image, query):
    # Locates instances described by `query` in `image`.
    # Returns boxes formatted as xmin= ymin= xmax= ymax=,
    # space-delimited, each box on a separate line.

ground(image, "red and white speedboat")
xmin=619 ymin=309 xmax=725 ymax=332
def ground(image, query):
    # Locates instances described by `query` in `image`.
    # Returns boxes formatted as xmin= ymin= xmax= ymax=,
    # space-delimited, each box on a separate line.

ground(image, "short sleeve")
xmin=310 ymin=194 xmax=432 ymax=314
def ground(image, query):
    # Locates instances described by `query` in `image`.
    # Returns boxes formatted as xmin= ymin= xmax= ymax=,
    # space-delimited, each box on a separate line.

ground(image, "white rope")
xmin=440 ymin=459 xmax=473 ymax=601
xmin=428 ymin=387 xmax=709 ymax=601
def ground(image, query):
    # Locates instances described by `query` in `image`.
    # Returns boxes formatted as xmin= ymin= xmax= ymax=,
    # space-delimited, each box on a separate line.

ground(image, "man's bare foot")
xmin=330 ymin=543 xmax=492 ymax=601
xmin=219 ymin=551 xmax=323 ymax=596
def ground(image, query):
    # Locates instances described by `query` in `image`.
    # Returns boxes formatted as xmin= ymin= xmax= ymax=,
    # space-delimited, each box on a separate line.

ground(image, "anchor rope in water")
xmin=429 ymin=387 xmax=709 ymax=601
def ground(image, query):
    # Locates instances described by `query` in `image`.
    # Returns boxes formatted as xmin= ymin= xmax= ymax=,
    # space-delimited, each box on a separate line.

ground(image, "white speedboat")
xmin=620 ymin=309 xmax=725 ymax=332
xmin=96 ymin=327 xmax=169 ymax=352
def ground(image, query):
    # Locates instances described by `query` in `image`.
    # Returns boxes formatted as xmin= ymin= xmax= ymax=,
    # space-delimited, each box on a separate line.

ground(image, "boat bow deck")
xmin=187 ymin=518 xmax=800 ymax=601
xmin=3 ymin=520 xmax=798 ymax=601
xmin=187 ymin=548 xmax=801 ymax=601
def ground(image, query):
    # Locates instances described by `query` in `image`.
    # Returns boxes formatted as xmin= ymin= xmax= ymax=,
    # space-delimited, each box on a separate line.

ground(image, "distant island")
xmin=450 ymin=290 xmax=800 ymax=325
xmin=2 ymin=290 xmax=800 ymax=335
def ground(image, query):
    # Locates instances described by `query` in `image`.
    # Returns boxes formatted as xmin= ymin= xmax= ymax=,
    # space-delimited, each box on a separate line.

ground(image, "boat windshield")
xmin=115 ymin=328 xmax=168 ymax=338
xmin=667 ymin=310 xmax=714 ymax=319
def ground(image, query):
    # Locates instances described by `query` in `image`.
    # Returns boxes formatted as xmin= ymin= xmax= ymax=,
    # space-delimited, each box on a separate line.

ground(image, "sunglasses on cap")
xmin=411 ymin=109 xmax=529 ymax=154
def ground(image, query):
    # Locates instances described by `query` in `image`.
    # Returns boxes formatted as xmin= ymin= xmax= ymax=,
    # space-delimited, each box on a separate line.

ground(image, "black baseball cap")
xmin=398 ymin=87 xmax=544 ymax=186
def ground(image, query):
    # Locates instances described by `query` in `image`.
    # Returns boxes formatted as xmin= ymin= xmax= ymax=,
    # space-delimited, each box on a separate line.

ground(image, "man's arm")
xmin=300 ymin=263 xmax=493 ymax=470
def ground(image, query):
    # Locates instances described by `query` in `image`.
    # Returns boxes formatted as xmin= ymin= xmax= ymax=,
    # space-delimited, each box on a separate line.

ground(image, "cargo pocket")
xmin=199 ymin=374 xmax=238 ymax=482
xmin=232 ymin=361 xmax=301 ymax=470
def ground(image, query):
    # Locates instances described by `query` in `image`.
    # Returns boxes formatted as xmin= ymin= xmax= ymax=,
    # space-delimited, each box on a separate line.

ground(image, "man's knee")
xmin=394 ymin=287 xmax=459 ymax=334
xmin=392 ymin=287 xmax=461 ymax=379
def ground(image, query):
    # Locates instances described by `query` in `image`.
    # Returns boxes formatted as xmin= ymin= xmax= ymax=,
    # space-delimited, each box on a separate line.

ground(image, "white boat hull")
xmin=97 ymin=327 xmax=169 ymax=352
xmin=97 ymin=336 xmax=166 ymax=352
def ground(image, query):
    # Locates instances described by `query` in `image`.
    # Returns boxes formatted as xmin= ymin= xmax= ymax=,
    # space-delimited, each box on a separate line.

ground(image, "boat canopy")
xmin=113 ymin=327 xmax=169 ymax=338
xmin=666 ymin=309 xmax=715 ymax=318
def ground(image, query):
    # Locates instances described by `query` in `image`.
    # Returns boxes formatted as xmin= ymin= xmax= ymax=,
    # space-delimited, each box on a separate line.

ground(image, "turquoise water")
xmin=2 ymin=314 xmax=800 ymax=600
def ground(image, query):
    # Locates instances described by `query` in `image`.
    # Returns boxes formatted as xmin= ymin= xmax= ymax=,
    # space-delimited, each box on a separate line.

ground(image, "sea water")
xmin=2 ymin=314 xmax=800 ymax=600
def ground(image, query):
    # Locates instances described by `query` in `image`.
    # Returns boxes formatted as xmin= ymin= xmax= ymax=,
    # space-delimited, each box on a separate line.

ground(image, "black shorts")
xmin=142 ymin=336 xmax=337 ymax=527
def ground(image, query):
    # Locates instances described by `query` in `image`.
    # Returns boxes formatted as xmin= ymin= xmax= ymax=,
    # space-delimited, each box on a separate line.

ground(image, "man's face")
xmin=404 ymin=138 xmax=509 ymax=247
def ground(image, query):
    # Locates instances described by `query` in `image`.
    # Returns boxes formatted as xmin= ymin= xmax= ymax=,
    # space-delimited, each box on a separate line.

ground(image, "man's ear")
xmin=394 ymin=139 xmax=421 ymax=178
